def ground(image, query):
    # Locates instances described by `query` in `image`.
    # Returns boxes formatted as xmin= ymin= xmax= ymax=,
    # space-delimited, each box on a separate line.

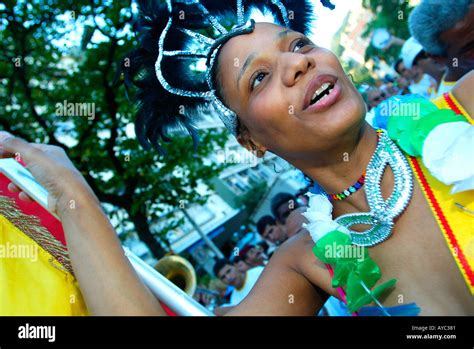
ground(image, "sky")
xmin=52 ymin=0 xmax=361 ymax=51
xmin=309 ymin=0 xmax=363 ymax=49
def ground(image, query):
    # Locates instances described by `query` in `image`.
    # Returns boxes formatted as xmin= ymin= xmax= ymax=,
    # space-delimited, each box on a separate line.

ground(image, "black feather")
xmin=121 ymin=0 xmax=332 ymax=154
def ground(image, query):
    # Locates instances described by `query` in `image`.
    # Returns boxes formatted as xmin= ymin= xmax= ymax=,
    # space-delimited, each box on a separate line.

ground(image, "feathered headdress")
xmin=123 ymin=0 xmax=335 ymax=154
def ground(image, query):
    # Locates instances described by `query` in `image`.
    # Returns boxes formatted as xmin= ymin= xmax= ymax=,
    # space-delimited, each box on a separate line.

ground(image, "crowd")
xmin=365 ymin=0 xmax=473 ymax=112
xmin=193 ymin=188 xmax=349 ymax=315
xmin=205 ymin=192 xmax=307 ymax=311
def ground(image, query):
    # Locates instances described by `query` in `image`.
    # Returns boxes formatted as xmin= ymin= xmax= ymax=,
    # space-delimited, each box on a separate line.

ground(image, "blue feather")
xmin=358 ymin=303 xmax=421 ymax=316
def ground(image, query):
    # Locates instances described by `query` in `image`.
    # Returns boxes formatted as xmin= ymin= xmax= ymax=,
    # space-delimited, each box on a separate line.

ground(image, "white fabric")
xmin=401 ymin=37 xmax=424 ymax=69
xmin=229 ymin=266 xmax=264 ymax=306
xmin=409 ymin=74 xmax=437 ymax=99
xmin=422 ymin=122 xmax=474 ymax=193
xmin=302 ymin=193 xmax=350 ymax=244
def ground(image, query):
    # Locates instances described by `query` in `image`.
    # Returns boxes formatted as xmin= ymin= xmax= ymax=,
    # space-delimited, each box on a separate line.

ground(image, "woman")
xmin=0 ymin=0 xmax=472 ymax=315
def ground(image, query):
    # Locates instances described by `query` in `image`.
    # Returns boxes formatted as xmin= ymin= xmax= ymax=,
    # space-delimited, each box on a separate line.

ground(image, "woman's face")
xmin=216 ymin=23 xmax=366 ymax=163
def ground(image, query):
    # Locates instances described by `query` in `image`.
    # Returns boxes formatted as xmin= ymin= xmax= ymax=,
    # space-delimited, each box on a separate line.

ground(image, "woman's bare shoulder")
xmin=274 ymin=230 xmax=339 ymax=298
xmin=273 ymin=230 xmax=328 ymax=278
xmin=452 ymin=70 xmax=474 ymax=118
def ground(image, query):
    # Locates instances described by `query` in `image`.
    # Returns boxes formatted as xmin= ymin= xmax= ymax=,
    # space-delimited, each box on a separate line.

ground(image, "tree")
xmin=362 ymin=0 xmax=415 ymax=64
xmin=0 ymin=0 xmax=228 ymax=258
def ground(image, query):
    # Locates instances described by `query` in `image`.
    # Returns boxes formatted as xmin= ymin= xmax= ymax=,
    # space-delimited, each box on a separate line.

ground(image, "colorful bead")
xmin=328 ymin=132 xmax=383 ymax=202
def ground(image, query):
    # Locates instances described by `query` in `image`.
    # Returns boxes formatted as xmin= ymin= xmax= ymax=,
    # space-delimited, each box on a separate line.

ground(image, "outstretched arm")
xmin=227 ymin=239 xmax=327 ymax=316
xmin=0 ymin=132 xmax=165 ymax=316
xmin=58 ymin=187 xmax=166 ymax=315
xmin=0 ymin=131 xmax=326 ymax=316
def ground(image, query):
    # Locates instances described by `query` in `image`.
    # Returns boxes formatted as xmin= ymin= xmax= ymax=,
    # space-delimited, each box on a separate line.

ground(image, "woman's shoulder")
xmin=451 ymin=70 xmax=474 ymax=119
xmin=272 ymin=229 xmax=329 ymax=279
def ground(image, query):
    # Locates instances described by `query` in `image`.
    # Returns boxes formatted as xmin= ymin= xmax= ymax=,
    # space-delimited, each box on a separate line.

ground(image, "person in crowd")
xmin=402 ymin=40 xmax=444 ymax=86
xmin=394 ymin=76 xmax=411 ymax=95
xmin=233 ymin=256 xmax=252 ymax=273
xmin=409 ymin=0 xmax=474 ymax=96
xmin=213 ymin=259 xmax=264 ymax=308
xmin=271 ymin=192 xmax=309 ymax=239
xmin=239 ymin=244 xmax=267 ymax=267
xmin=400 ymin=37 xmax=440 ymax=98
xmin=270 ymin=192 xmax=298 ymax=225
xmin=284 ymin=206 xmax=309 ymax=238
xmin=366 ymin=87 xmax=388 ymax=110
xmin=257 ymin=215 xmax=288 ymax=245
xmin=394 ymin=58 xmax=416 ymax=82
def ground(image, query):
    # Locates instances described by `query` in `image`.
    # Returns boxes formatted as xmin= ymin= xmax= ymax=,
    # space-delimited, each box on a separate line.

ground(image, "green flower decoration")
xmin=332 ymin=259 xmax=357 ymax=288
xmin=409 ymin=109 xmax=466 ymax=155
xmin=346 ymin=277 xmax=397 ymax=313
xmin=312 ymin=230 xmax=396 ymax=313
xmin=386 ymin=98 xmax=467 ymax=156
xmin=312 ymin=230 xmax=352 ymax=264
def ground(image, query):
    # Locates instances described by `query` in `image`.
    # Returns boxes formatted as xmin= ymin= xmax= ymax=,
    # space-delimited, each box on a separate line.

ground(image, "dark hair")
xmin=239 ymin=244 xmax=255 ymax=261
xmin=271 ymin=192 xmax=296 ymax=219
xmin=394 ymin=58 xmax=404 ymax=75
xmin=257 ymin=240 xmax=269 ymax=252
xmin=213 ymin=258 xmax=232 ymax=277
xmin=413 ymin=50 xmax=428 ymax=66
xmin=121 ymin=0 xmax=324 ymax=155
xmin=256 ymin=215 xmax=276 ymax=235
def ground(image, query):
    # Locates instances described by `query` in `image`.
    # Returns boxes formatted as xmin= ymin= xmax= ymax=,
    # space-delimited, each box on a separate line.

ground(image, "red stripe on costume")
xmin=0 ymin=173 xmax=67 ymax=247
xmin=443 ymin=93 xmax=462 ymax=115
xmin=409 ymin=157 xmax=474 ymax=287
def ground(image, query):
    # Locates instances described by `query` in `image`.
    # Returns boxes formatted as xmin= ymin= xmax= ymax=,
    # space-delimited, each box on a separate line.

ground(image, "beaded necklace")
xmin=327 ymin=130 xmax=382 ymax=202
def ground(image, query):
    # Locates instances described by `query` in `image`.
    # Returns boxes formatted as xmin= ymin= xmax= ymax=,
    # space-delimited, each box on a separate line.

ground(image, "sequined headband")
xmin=155 ymin=0 xmax=333 ymax=135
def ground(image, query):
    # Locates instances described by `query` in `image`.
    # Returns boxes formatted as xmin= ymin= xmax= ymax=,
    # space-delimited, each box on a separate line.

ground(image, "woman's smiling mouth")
xmin=303 ymin=74 xmax=342 ymax=113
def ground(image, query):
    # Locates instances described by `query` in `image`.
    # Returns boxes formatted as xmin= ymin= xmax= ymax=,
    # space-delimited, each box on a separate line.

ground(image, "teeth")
xmin=310 ymin=82 xmax=332 ymax=104
xmin=319 ymin=93 xmax=330 ymax=102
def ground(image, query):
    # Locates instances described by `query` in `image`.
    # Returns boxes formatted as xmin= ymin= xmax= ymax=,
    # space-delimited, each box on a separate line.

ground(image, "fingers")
xmin=18 ymin=191 xmax=34 ymax=202
xmin=7 ymin=182 xmax=34 ymax=202
xmin=0 ymin=131 xmax=37 ymax=162
xmin=7 ymin=182 xmax=21 ymax=192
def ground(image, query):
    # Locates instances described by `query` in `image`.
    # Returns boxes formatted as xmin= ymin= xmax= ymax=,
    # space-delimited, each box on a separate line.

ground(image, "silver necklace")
xmin=335 ymin=129 xmax=414 ymax=247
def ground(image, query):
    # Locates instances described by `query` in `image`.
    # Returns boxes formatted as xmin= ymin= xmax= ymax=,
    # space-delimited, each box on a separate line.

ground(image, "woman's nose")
xmin=280 ymin=52 xmax=314 ymax=87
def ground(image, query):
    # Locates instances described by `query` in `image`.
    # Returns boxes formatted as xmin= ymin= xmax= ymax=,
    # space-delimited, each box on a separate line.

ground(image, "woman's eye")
xmin=293 ymin=38 xmax=310 ymax=52
xmin=251 ymin=72 xmax=267 ymax=90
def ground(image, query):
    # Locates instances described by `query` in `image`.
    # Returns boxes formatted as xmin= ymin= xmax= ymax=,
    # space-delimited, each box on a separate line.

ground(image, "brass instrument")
xmin=154 ymin=255 xmax=197 ymax=296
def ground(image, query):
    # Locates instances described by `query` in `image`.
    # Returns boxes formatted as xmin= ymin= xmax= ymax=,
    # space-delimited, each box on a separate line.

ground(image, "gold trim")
xmin=0 ymin=195 xmax=74 ymax=275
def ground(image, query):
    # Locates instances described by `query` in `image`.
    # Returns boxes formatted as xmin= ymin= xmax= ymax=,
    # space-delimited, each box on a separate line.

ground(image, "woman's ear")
xmin=236 ymin=124 xmax=267 ymax=158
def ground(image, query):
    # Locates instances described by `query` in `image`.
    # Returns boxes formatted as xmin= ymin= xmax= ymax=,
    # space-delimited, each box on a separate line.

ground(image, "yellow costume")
xmin=407 ymin=92 xmax=474 ymax=294
xmin=0 ymin=195 xmax=88 ymax=315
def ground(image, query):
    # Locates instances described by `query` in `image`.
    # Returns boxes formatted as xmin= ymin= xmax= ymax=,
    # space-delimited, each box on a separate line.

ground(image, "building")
xmin=338 ymin=6 xmax=374 ymax=66
xmin=124 ymin=109 xmax=306 ymax=274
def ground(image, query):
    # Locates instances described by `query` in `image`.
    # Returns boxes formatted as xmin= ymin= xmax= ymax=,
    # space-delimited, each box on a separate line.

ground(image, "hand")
xmin=0 ymin=131 xmax=96 ymax=217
